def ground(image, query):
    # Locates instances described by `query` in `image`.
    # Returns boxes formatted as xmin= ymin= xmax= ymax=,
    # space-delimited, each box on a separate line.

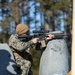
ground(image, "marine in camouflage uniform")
xmin=8 ymin=24 xmax=38 ymax=75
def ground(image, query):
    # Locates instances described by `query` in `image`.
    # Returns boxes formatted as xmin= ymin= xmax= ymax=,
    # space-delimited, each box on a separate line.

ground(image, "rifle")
xmin=33 ymin=30 xmax=66 ymax=40
xmin=18 ymin=31 xmax=66 ymax=41
xmin=33 ymin=29 xmax=67 ymax=50
xmin=18 ymin=27 xmax=66 ymax=50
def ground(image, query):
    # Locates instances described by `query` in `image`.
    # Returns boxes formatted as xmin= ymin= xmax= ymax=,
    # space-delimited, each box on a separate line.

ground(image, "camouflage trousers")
xmin=14 ymin=52 xmax=31 ymax=75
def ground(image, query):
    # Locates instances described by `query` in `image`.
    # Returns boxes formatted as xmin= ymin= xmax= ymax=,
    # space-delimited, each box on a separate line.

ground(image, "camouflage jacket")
xmin=8 ymin=34 xmax=33 ymax=53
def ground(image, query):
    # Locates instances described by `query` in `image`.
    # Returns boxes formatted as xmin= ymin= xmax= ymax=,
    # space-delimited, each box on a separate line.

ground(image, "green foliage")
xmin=64 ymin=18 xmax=72 ymax=25
xmin=0 ymin=3 xmax=3 ymax=7
xmin=0 ymin=17 xmax=13 ymax=30
xmin=30 ymin=48 xmax=41 ymax=75
xmin=36 ymin=0 xmax=72 ymax=54
xmin=36 ymin=0 xmax=72 ymax=17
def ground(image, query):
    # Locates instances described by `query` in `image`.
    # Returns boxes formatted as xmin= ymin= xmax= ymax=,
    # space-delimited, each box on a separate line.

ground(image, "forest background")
xmin=0 ymin=0 xmax=72 ymax=75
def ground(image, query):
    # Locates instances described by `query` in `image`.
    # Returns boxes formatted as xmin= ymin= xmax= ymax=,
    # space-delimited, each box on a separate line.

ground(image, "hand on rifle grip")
xmin=31 ymin=38 xmax=39 ymax=44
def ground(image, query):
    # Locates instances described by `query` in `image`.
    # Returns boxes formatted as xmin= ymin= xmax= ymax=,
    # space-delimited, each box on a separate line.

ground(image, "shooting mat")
xmin=39 ymin=38 xmax=71 ymax=75
xmin=0 ymin=43 xmax=17 ymax=75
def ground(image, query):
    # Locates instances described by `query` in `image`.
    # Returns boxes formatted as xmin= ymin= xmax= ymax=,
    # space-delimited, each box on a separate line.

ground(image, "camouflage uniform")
xmin=9 ymin=34 xmax=33 ymax=75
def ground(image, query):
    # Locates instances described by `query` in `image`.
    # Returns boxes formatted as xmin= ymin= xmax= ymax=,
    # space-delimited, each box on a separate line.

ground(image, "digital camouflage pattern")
xmin=14 ymin=52 xmax=31 ymax=75
xmin=9 ymin=34 xmax=33 ymax=75
xmin=9 ymin=34 xmax=33 ymax=53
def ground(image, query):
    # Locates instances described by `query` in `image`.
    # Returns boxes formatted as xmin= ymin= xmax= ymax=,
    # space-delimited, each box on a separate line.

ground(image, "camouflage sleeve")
xmin=9 ymin=35 xmax=33 ymax=52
